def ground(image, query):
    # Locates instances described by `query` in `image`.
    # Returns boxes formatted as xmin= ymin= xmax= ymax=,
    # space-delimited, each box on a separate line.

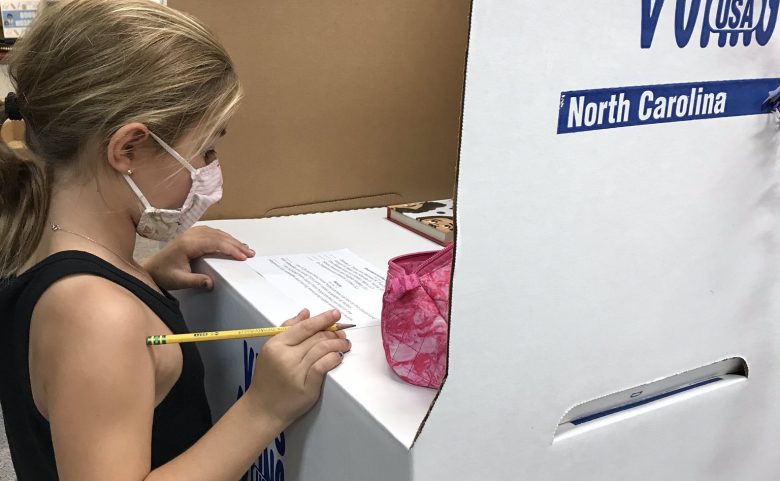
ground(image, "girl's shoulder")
xmin=28 ymin=268 xmax=159 ymax=415
xmin=35 ymin=271 xmax=152 ymax=336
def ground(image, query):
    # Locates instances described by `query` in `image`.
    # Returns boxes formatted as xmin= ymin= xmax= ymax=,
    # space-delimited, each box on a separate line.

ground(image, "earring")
xmin=127 ymin=169 xmax=133 ymax=175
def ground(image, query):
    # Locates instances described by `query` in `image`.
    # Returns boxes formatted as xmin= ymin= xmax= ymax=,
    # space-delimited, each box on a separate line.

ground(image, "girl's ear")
xmin=106 ymin=123 xmax=150 ymax=175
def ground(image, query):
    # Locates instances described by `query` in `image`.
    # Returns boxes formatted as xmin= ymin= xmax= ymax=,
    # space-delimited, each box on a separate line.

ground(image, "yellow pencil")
xmin=146 ymin=323 xmax=356 ymax=345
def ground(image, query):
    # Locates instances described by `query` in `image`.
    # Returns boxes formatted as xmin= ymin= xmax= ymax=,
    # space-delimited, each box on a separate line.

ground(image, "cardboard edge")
xmin=410 ymin=0 xmax=475 ymax=450
xmin=262 ymin=193 xmax=405 ymax=218
xmin=248 ymin=205 xmax=390 ymax=220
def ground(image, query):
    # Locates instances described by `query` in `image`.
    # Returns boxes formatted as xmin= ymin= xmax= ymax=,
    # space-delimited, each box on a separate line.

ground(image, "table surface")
xmin=197 ymin=207 xmax=443 ymax=448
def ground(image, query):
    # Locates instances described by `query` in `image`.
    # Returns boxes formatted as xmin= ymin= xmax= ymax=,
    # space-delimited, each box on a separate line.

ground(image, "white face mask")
xmin=123 ymin=131 xmax=223 ymax=241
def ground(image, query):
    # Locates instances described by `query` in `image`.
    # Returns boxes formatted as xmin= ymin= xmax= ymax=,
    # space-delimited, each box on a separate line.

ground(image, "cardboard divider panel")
xmin=170 ymin=0 xmax=470 ymax=219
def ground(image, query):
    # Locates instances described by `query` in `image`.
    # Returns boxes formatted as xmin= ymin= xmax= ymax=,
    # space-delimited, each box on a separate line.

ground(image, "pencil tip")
xmin=335 ymin=323 xmax=357 ymax=330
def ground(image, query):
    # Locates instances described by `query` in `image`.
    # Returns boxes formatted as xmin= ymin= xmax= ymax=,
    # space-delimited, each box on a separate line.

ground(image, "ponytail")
xmin=0 ymin=142 xmax=49 ymax=277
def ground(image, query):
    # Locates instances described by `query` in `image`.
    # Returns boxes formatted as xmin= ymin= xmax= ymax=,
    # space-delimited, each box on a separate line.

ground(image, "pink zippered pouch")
xmin=381 ymin=244 xmax=454 ymax=389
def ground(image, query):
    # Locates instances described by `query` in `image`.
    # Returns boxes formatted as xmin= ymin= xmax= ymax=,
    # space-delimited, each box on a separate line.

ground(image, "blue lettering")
xmin=741 ymin=0 xmax=754 ymax=27
xmin=645 ymin=0 xmax=778 ymax=48
xmin=641 ymin=0 xmax=666 ymax=48
xmin=237 ymin=341 xmax=285 ymax=481
xmin=261 ymin=448 xmax=275 ymax=479
xmin=700 ymin=0 xmax=716 ymax=46
xmin=243 ymin=341 xmax=256 ymax=392
xmin=275 ymin=432 xmax=286 ymax=456
xmin=729 ymin=0 xmax=744 ymax=28
xmin=675 ymin=0 xmax=703 ymax=47
xmin=715 ymin=0 xmax=731 ymax=28
xmin=755 ymin=0 xmax=780 ymax=45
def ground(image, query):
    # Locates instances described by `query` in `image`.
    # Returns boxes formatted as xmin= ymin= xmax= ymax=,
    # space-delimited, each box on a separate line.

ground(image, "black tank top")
xmin=0 ymin=251 xmax=213 ymax=480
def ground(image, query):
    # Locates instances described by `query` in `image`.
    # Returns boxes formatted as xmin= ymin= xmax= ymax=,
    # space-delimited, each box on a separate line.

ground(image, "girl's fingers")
xmin=277 ymin=309 xmax=341 ymax=346
xmin=195 ymin=227 xmax=254 ymax=259
xmin=281 ymin=308 xmax=310 ymax=327
xmin=288 ymin=330 xmax=339 ymax=360
xmin=306 ymin=351 xmax=345 ymax=387
xmin=172 ymin=271 xmax=213 ymax=290
xmin=241 ymin=243 xmax=255 ymax=257
xmin=206 ymin=236 xmax=248 ymax=260
xmin=211 ymin=228 xmax=254 ymax=257
xmin=300 ymin=338 xmax=350 ymax=371
xmin=297 ymin=328 xmax=337 ymax=343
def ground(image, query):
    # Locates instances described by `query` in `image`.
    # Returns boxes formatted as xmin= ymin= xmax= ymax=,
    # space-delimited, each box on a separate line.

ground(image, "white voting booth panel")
xmin=412 ymin=1 xmax=780 ymax=481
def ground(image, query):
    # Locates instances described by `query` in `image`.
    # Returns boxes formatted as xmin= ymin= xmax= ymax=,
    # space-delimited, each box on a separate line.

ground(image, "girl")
xmin=0 ymin=1 xmax=350 ymax=480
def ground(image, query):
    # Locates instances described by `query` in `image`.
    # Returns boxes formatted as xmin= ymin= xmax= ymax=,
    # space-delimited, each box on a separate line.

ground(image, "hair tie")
xmin=5 ymin=92 xmax=22 ymax=120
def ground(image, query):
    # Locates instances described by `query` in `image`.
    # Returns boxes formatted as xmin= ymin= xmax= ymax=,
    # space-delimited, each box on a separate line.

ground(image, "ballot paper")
xmin=247 ymin=249 xmax=387 ymax=326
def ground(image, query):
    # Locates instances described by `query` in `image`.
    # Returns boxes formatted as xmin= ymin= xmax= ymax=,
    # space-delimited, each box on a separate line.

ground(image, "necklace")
xmin=50 ymin=223 xmax=149 ymax=279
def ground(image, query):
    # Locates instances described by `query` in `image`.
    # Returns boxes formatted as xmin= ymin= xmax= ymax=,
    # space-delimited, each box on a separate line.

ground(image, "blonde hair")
xmin=0 ymin=0 xmax=242 ymax=277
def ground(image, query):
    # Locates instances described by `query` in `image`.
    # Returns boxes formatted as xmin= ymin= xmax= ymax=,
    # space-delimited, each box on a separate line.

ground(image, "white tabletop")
xmin=195 ymin=208 xmax=442 ymax=448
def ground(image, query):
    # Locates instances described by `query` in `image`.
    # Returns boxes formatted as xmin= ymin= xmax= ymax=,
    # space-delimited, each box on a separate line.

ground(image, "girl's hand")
xmin=246 ymin=308 xmax=351 ymax=429
xmin=143 ymin=226 xmax=255 ymax=291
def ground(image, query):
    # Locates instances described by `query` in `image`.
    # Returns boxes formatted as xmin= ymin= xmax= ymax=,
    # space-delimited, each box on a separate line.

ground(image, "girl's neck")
xmin=27 ymin=179 xmax=141 ymax=272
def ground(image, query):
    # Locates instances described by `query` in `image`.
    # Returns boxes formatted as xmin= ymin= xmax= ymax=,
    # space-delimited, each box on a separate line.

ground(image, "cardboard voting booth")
xmin=415 ymin=1 xmax=780 ymax=480
xmin=172 ymin=0 xmax=780 ymax=479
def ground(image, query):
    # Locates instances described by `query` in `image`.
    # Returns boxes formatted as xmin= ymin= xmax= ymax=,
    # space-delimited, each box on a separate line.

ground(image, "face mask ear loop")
xmin=123 ymin=175 xmax=154 ymax=210
xmin=148 ymin=131 xmax=197 ymax=175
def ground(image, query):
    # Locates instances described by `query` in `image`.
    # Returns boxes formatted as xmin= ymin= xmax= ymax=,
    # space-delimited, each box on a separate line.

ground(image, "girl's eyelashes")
xmin=204 ymin=149 xmax=217 ymax=164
